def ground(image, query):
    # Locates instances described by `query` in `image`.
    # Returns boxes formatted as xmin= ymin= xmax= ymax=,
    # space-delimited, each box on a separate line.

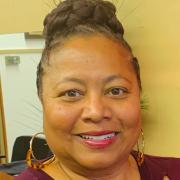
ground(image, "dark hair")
xmin=37 ymin=0 xmax=141 ymax=97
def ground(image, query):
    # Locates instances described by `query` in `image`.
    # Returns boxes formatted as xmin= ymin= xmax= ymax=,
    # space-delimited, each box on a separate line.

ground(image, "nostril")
xmin=82 ymin=114 xmax=103 ymax=122
xmin=81 ymin=111 xmax=112 ymax=123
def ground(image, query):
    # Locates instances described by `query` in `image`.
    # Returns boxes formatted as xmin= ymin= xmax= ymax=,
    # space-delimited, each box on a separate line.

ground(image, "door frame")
xmin=0 ymin=78 xmax=8 ymax=163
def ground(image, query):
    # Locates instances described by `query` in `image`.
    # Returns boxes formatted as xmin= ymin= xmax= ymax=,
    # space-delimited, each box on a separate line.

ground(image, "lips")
xmin=77 ymin=131 xmax=119 ymax=149
xmin=79 ymin=132 xmax=116 ymax=141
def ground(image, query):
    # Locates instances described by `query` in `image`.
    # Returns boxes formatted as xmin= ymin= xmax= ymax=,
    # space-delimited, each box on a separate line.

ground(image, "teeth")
xmin=80 ymin=133 xmax=115 ymax=141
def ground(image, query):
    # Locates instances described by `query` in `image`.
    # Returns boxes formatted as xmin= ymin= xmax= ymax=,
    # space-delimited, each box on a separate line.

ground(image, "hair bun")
xmin=43 ymin=0 xmax=124 ymax=41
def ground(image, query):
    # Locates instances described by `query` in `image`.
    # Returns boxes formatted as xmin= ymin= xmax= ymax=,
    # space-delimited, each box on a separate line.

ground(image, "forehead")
xmin=42 ymin=35 xmax=137 ymax=86
xmin=49 ymin=34 xmax=133 ymax=68
xmin=53 ymin=34 xmax=130 ymax=55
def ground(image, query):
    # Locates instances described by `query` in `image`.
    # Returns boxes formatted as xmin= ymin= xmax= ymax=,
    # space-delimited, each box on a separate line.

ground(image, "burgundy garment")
xmin=14 ymin=153 xmax=180 ymax=180
xmin=14 ymin=167 xmax=53 ymax=180
xmin=136 ymin=153 xmax=180 ymax=180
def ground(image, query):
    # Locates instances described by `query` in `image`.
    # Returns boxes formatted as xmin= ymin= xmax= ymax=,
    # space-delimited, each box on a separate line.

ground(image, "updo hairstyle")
xmin=37 ymin=0 xmax=141 ymax=97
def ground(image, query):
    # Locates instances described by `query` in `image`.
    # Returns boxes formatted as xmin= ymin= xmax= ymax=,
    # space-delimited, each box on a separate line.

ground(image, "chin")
xmin=71 ymin=150 xmax=120 ymax=170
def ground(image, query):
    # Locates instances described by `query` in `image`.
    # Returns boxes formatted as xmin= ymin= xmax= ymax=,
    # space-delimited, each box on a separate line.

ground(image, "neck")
xmin=57 ymin=155 xmax=140 ymax=180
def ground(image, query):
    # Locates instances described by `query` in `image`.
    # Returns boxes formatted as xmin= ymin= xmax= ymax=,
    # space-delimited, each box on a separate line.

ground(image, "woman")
xmin=15 ymin=0 xmax=180 ymax=179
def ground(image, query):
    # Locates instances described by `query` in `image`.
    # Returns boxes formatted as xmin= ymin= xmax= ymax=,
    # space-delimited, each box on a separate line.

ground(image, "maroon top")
xmin=138 ymin=154 xmax=180 ymax=180
xmin=14 ymin=153 xmax=180 ymax=180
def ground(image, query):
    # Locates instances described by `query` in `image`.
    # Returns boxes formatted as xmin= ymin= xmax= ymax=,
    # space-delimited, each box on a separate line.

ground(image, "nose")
xmin=81 ymin=95 xmax=112 ymax=123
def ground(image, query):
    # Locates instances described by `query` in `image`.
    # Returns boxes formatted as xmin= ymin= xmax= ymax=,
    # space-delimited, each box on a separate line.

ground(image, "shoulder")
xmin=141 ymin=153 xmax=180 ymax=180
xmin=143 ymin=153 xmax=180 ymax=169
xmin=14 ymin=167 xmax=53 ymax=180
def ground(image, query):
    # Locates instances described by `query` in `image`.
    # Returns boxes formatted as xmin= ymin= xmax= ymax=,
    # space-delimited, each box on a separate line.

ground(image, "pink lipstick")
xmin=78 ymin=131 xmax=118 ymax=149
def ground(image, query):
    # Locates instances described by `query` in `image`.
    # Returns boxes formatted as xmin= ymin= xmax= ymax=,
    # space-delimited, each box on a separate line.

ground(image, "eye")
xmin=105 ymin=87 xmax=128 ymax=97
xmin=64 ymin=89 xmax=82 ymax=97
xmin=58 ymin=89 xmax=84 ymax=102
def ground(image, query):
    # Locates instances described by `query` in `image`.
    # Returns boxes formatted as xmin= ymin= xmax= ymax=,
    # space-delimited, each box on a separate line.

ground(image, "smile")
xmin=77 ymin=131 xmax=119 ymax=149
xmin=79 ymin=132 xmax=116 ymax=141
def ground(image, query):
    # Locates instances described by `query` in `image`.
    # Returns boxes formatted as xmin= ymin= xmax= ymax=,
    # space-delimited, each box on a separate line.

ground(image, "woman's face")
xmin=42 ymin=35 xmax=141 ymax=170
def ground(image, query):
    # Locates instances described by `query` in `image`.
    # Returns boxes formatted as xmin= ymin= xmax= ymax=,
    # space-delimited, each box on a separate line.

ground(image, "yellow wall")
xmin=119 ymin=0 xmax=180 ymax=157
xmin=0 ymin=0 xmax=180 ymax=157
xmin=0 ymin=0 xmax=55 ymax=34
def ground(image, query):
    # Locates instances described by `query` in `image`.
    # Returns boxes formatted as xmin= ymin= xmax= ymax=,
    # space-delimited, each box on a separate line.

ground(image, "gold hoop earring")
xmin=137 ymin=129 xmax=145 ymax=166
xmin=26 ymin=132 xmax=55 ymax=169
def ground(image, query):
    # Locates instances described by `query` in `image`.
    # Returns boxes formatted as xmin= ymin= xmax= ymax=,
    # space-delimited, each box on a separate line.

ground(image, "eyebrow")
xmin=54 ymin=77 xmax=86 ymax=88
xmin=103 ymin=75 xmax=132 ymax=84
xmin=55 ymin=75 xmax=131 ymax=88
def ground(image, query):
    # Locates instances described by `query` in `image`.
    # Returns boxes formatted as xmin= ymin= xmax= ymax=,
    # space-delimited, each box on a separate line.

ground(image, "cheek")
xmin=114 ymin=99 xmax=141 ymax=129
xmin=42 ymin=100 xmax=81 ymax=132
